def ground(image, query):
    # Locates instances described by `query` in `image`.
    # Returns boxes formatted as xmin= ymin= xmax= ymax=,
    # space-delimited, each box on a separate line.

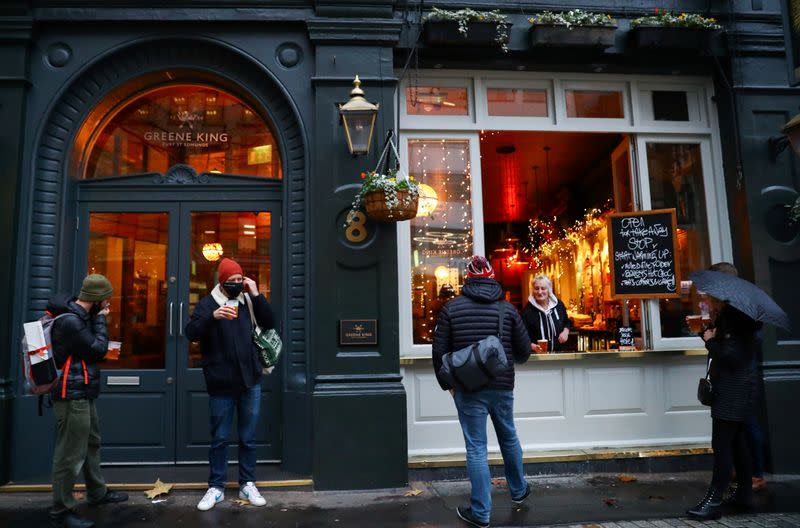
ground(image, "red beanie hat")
xmin=466 ymin=255 xmax=495 ymax=279
xmin=217 ymin=258 xmax=243 ymax=284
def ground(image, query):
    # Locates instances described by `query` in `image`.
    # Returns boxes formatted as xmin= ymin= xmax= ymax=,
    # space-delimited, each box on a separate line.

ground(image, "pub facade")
xmin=0 ymin=0 xmax=798 ymax=489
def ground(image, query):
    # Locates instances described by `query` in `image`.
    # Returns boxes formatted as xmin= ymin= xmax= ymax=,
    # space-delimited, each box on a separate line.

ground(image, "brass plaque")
xmin=339 ymin=319 xmax=378 ymax=346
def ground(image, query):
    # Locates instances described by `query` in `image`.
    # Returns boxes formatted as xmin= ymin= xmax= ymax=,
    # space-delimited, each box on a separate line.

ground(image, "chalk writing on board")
xmin=608 ymin=209 xmax=680 ymax=299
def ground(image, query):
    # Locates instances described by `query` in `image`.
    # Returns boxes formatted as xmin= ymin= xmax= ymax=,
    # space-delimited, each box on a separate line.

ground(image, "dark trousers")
xmin=51 ymin=400 xmax=107 ymax=515
xmin=711 ymin=418 xmax=752 ymax=497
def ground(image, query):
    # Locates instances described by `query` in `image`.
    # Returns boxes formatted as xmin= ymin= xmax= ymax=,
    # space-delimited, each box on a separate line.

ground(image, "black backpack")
xmin=438 ymin=301 xmax=510 ymax=392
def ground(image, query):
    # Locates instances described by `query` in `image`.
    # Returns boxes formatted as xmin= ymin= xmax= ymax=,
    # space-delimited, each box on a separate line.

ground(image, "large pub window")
xmin=82 ymin=84 xmax=282 ymax=179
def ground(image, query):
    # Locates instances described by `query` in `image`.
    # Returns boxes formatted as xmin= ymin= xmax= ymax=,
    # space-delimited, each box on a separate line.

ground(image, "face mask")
xmin=223 ymin=282 xmax=244 ymax=298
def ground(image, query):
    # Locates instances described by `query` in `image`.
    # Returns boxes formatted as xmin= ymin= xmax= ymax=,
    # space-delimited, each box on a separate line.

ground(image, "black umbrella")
xmin=689 ymin=270 xmax=791 ymax=331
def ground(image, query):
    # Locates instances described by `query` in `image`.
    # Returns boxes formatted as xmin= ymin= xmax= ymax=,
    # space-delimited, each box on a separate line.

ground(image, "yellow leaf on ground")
xmin=234 ymin=499 xmax=250 ymax=506
xmin=144 ymin=479 xmax=173 ymax=499
xmin=404 ymin=489 xmax=424 ymax=497
xmin=618 ymin=474 xmax=638 ymax=483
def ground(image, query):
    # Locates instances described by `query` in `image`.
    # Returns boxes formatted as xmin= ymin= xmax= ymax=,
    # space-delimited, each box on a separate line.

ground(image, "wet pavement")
xmin=1 ymin=472 xmax=799 ymax=527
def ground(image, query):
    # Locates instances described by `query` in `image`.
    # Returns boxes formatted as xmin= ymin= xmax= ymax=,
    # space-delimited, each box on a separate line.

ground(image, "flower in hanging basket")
xmin=631 ymin=10 xmax=721 ymax=30
xmin=423 ymin=7 xmax=511 ymax=52
xmin=350 ymin=168 xmax=420 ymax=223
xmin=529 ymin=9 xmax=616 ymax=30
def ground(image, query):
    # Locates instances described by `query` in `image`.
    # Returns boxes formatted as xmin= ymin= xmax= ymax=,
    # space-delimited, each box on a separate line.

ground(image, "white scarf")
xmin=211 ymin=283 xmax=245 ymax=307
xmin=528 ymin=294 xmax=560 ymax=350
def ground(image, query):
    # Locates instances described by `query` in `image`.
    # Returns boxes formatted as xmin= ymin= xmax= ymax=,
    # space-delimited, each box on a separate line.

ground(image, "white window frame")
xmin=478 ymin=78 xmax=554 ymax=129
xmin=637 ymin=82 xmax=710 ymax=130
xmin=559 ymin=80 xmax=632 ymax=129
xmin=399 ymin=78 xmax=475 ymax=129
xmin=397 ymin=71 xmax=730 ymax=357
xmin=398 ymin=132 xmax=485 ymax=358
xmin=635 ymin=134 xmax=733 ymax=350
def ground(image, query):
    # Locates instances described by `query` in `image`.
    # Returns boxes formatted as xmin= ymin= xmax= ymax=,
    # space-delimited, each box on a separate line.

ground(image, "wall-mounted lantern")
xmin=769 ymin=112 xmax=800 ymax=162
xmin=339 ymin=75 xmax=379 ymax=156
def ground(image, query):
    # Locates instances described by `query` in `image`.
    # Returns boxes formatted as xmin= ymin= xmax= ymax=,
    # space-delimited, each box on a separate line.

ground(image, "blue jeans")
xmin=454 ymin=390 xmax=527 ymax=523
xmin=208 ymin=383 xmax=261 ymax=489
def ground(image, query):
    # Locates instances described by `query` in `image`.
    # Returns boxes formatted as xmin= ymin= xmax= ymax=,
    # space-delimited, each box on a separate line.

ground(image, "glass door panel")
xmin=642 ymin=141 xmax=712 ymax=340
xmin=88 ymin=212 xmax=169 ymax=369
xmin=187 ymin=211 xmax=272 ymax=367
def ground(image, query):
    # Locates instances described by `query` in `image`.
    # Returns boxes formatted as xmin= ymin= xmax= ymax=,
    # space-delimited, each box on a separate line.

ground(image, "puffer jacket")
xmin=706 ymin=305 xmax=759 ymax=422
xmin=185 ymin=291 xmax=275 ymax=396
xmin=48 ymin=294 xmax=108 ymax=401
xmin=432 ymin=277 xmax=531 ymax=391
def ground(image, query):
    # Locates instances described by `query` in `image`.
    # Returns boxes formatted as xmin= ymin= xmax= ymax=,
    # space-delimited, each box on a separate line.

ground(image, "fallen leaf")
xmin=618 ymin=474 xmax=637 ymax=483
xmin=234 ymin=499 xmax=250 ymax=506
xmin=603 ymin=497 xmax=618 ymax=507
xmin=582 ymin=524 xmax=603 ymax=528
xmin=404 ymin=489 xmax=424 ymax=497
xmin=144 ymin=479 xmax=173 ymax=500
xmin=491 ymin=478 xmax=507 ymax=488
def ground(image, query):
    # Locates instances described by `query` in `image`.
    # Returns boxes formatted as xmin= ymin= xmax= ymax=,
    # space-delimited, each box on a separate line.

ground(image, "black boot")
xmin=686 ymin=487 xmax=723 ymax=520
xmin=51 ymin=510 xmax=95 ymax=528
xmin=722 ymin=484 xmax=755 ymax=513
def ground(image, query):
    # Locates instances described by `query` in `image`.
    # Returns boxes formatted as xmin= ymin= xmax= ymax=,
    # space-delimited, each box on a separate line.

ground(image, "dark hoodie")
xmin=47 ymin=294 xmax=108 ymax=400
xmin=432 ymin=277 xmax=531 ymax=391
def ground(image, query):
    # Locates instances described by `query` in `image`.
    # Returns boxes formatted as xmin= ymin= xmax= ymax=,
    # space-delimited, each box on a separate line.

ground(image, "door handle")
xmin=169 ymin=302 xmax=174 ymax=336
xmin=179 ymin=302 xmax=184 ymax=336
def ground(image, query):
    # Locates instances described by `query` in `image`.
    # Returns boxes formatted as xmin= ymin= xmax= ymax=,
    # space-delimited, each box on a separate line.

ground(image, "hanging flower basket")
xmin=364 ymin=188 xmax=419 ymax=222
xmin=528 ymin=10 xmax=617 ymax=48
xmin=529 ymin=25 xmax=617 ymax=48
xmin=629 ymin=10 xmax=722 ymax=51
xmin=423 ymin=8 xmax=510 ymax=51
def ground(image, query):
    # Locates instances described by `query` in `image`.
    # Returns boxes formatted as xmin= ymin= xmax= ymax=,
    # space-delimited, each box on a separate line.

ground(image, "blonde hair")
xmin=531 ymin=275 xmax=553 ymax=296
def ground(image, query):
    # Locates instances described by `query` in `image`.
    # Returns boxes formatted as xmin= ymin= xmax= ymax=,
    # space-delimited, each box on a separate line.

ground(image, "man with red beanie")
xmin=185 ymin=258 xmax=275 ymax=511
xmin=433 ymin=255 xmax=532 ymax=528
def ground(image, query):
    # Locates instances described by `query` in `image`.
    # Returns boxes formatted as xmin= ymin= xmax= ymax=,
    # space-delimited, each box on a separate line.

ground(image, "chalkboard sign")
xmin=608 ymin=209 xmax=680 ymax=299
xmin=618 ymin=327 xmax=635 ymax=350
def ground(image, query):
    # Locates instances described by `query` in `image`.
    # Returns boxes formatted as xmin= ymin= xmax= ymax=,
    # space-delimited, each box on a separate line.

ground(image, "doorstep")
xmin=0 ymin=464 xmax=312 ymax=493
xmin=408 ymin=443 xmax=712 ymax=469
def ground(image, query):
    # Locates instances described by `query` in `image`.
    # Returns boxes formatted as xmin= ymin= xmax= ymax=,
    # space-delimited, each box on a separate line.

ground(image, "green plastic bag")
xmin=244 ymin=293 xmax=282 ymax=369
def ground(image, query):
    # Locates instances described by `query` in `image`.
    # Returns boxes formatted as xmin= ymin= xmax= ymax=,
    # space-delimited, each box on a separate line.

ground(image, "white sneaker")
xmin=239 ymin=481 xmax=266 ymax=506
xmin=197 ymin=487 xmax=224 ymax=511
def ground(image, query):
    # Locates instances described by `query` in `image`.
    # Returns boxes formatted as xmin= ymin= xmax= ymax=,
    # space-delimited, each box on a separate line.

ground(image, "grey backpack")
xmin=438 ymin=302 xmax=509 ymax=392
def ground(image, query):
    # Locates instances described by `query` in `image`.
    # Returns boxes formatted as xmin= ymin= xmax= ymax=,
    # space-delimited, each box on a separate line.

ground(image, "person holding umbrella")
xmin=685 ymin=269 xmax=791 ymax=521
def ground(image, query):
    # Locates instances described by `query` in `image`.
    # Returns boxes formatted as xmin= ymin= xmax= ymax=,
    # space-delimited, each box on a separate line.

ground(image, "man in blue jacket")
xmin=432 ymin=256 xmax=532 ymax=528
xmin=185 ymin=258 xmax=275 ymax=511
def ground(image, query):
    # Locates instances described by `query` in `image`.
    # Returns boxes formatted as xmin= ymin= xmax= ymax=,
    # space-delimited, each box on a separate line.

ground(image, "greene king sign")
xmin=143 ymin=111 xmax=230 ymax=148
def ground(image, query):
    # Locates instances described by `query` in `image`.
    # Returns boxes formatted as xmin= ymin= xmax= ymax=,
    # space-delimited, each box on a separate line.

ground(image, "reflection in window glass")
xmin=566 ymin=90 xmax=624 ymax=118
xmin=408 ymin=139 xmax=473 ymax=344
xmin=189 ymin=211 xmax=271 ymax=367
xmin=406 ymin=86 xmax=469 ymax=116
xmin=88 ymin=213 xmax=169 ymax=370
xmin=646 ymin=143 xmax=710 ymax=338
xmin=84 ymin=85 xmax=282 ymax=179
xmin=487 ymin=88 xmax=548 ymax=117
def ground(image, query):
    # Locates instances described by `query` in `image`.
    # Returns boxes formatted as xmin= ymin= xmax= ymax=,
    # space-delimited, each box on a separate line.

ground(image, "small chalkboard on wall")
xmin=607 ymin=209 xmax=680 ymax=299
xmin=618 ymin=327 xmax=635 ymax=350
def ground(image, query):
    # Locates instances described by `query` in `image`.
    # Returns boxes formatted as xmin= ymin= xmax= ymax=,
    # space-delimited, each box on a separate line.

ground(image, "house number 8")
xmin=345 ymin=211 xmax=368 ymax=243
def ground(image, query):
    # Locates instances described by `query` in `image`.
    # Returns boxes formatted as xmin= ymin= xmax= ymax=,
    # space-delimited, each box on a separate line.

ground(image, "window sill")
xmin=399 ymin=348 xmax=706 ymax=365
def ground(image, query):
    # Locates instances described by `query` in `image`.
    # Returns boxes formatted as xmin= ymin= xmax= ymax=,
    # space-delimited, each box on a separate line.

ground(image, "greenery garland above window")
xmin=529 ymin=9 xmax=616 ymax=29
xmin=423 ymin=7 xmax=511 ymax=51
xmin=631 ymin=9 xmax=722 ymax=30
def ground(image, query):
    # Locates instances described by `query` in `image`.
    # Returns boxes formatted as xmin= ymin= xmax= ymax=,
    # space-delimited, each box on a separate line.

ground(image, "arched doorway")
xmin=71 ymin=79 xmax=284 ymax=463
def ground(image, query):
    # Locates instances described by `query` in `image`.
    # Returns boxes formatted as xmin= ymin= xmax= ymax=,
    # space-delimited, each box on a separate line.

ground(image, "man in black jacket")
xmin=49 ymin=274 xmax=128 ymax=528
xmin=185 ymin=258 xmax=275 ymax=512
xmin=432 ymin=256 xmax=532 ymax=528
